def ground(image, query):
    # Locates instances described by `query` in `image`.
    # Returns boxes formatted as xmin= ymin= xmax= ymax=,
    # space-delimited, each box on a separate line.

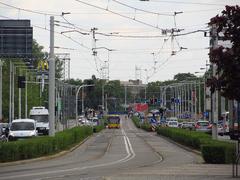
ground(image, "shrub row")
xmin=93 ymin=125 xmax=105 ymax=133
xmin=132 ymin=116 xmax=141 ymax=128
xmin=157 ymin=127 xmax=235 ymax=164
xmin=0 ymin=126 xmax=93 ymax=162
xmin=132 ymin=116 xmax=152 ymax=132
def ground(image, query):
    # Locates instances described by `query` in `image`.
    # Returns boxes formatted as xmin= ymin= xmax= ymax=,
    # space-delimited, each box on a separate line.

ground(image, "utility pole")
xmin=102 ymin=84 xmax=104 ymax=112
xmin=194 ymin=81 xmax=197 ymax=120
xmin=105 ymin=93 xmax=108 ymax=114
xmin=124 ymin=85 xmax=127 ymax=112
xmin=19 ymin=76 xmax=21 ymax=119
xmin=198 ymin=80 xmax=201 ymax=116
xmin=49 ymin=16 xmax=55 ymax=136
xmin=25 ymin=72 xmax=27 ymax=118
xmin=9 ymin=61 xmax=12 ymax=122
xmin=0 ymin=60 xmax=2 ymax=121
xmin=82 ymin=87 xmax=84 ymax=114
xmin=211 ymin=24 xmax=218 ymax=139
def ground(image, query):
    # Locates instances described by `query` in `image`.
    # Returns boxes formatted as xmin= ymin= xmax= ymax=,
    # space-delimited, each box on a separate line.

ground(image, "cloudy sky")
xmin=1 ymin=0 xmax=239 ymax=82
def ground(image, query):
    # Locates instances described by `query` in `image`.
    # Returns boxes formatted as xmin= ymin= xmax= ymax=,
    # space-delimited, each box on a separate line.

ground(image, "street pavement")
xmin=0 ymin=116 xmax=239 ymax=180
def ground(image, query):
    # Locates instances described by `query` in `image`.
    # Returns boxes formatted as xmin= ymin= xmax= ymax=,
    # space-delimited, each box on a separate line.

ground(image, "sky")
xmin=1 ymin=0 xmax=239 ymax=83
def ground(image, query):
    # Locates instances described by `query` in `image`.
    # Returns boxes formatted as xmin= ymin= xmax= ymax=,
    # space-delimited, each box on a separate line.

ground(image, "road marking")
xmin=1 ymin=123 xmax=136 ymax=180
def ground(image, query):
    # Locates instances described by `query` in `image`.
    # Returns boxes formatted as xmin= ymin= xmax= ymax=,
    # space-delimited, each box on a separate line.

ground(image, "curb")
xmin=0 ymin=135 xmax=92 ymax=167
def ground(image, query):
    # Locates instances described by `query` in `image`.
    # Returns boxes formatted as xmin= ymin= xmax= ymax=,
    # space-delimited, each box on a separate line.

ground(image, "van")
xmin=29 ymin=106 xmax=49 ymax=135
xmin=8 ymin=119 xmax=37 ymax=141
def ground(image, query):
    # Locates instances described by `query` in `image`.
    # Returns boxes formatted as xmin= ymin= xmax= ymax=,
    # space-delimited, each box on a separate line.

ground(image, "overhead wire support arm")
xmin=61 ymin=29 xmax=90 ymax=35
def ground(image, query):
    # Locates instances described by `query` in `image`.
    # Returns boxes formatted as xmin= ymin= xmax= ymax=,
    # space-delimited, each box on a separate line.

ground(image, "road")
xmin=0 ymin=116 xmax=238 ymax=180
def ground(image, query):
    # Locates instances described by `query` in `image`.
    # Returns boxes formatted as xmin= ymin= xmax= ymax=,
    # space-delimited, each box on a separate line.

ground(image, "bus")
xmin=107 ymin=115 xmax=120 ymax=129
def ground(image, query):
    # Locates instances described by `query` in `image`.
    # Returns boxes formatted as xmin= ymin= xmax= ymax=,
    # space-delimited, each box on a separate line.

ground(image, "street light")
xmin=75 ymin=84 xmax=95 ymax=126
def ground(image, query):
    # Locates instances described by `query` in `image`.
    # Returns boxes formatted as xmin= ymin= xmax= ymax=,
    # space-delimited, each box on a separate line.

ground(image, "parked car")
xmin=218 ymin=120 xmax=229 ymax=136
xmin=167 ymin=121 xmax=178 ymax=128
xmin=8 ymin=119 xmax=38 ymax=141
xmin=90 ymin=117 xmax=99 ymax=126
xmin=182 ymin=122 xmax=195 ymax=130
xmin=195 ymin=120 xmax=212 ymax=133
xmin=78 ymin=115 xmax=88 ymax=125
xmin=166 ymin=117 xmax=178 ymax=122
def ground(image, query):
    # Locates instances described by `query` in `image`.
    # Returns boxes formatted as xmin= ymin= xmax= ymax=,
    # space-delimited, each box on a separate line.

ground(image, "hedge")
xmin=132 ymin=116 xmax=152 ymax=131
xmin=93 ymin=125 xmax=105 ymax=133
xmin=0 ymin=126 xmax=93 ymax=162
xmin=201 ymin=141 xmax=235 ymax=164
xmin=157 ymin=127 xmax=235 ymax=164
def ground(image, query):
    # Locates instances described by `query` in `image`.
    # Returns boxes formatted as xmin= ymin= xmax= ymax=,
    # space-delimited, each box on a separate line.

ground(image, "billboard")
xmin=134 ymin=103 xmax=148 ymax=112
xmin=0 ymin=20 xmax=32 ymax=58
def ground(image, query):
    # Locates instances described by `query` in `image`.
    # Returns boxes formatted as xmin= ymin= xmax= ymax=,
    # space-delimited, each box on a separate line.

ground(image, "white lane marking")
xmin=1 ymin=122 xmax=136 ymax=180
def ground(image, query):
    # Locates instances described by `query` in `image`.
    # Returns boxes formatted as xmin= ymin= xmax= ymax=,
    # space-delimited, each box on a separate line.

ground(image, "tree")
xmin=208 ymin=5 xmax=240 ymax=101
xmin=173 ymin=73 xmax=197 ymax=81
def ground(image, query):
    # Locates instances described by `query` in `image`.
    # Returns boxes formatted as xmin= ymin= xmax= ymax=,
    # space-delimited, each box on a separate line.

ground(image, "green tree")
xmin=173 ymin=73 xmax=197 ymax=81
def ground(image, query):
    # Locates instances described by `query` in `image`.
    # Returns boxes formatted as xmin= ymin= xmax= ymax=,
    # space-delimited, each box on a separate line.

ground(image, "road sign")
xmin=0 ymin=20 xmax=32 ymax=58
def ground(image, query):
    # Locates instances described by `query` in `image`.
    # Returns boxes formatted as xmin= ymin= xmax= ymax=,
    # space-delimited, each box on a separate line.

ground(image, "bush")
xmin=201 ymin=142 xmax=235 ymax=164
xmin=156 ymin=127 xmax=235 ymax=164
xmin=0 ymin=126 xmax=92 ymax=162
xmin=132 ymin=116 xmax=141 ymax=128
xmin=93 ymin=125 xmax=105 ymax=133
xmin=132 ymin=116 xmax=152 ymax=131
xmin=157 ymin=127 xmax=211 ymax=150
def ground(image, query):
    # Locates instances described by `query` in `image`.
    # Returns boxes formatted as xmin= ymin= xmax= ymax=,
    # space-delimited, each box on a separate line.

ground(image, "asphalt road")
xmin=0 ymin=116 xmax=238 ymax=180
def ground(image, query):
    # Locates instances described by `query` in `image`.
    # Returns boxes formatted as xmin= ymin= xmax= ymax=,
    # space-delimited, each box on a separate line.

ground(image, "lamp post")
xmin=75 ymin=84 xmax=94 ymax=125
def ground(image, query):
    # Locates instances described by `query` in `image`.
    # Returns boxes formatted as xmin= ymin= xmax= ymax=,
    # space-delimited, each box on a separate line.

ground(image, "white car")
xmin=167 ymin=121 xmax=179 ymax=128
xmin=90 ymin=117 xmax=99 ymax=126
xmin=8 ymin=119 xmax=38 ymax=141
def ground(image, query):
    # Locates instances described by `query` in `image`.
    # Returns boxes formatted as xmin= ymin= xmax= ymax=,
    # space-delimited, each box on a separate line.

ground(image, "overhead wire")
xmin=142 ymin=0 xmax=228 ymax=6
xmin=111 ymin=0 xmax=173 ymax=16
xmin=60 ymin=15 xmax=90 ymax=32
xmin=0 ymin=1 xmax=61 ymax=16
xmin=0 ymin=13 xmax=100 ymax=74
xmin=74 ymin=0 xmax=167 ymax=31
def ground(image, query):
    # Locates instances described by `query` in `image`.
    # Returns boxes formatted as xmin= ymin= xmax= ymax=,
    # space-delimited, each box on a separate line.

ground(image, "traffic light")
xmin=18 ymin=76 xmax=25 ymax=88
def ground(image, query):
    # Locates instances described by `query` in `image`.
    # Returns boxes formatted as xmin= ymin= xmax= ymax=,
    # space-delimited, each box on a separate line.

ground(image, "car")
xmin=195 ymin=120 xmax=212 ymax=133
xmin=78 ymin=116 xmax=88 ymax=125
xmin=218 ymin=120 xmax=229 ymax=136
xmin=166 ymin=117 xmax=178 ymax=122
xmin=167 ymin=121 xmax=178 ymax=128
xmin=182 ymin=122 xmax=195 ymax=130
xmin=8 ymin=119 xmax=38 ymax=141
xmin=90 ymin=117 xmax=99 ymax=126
